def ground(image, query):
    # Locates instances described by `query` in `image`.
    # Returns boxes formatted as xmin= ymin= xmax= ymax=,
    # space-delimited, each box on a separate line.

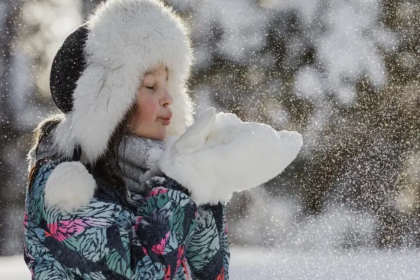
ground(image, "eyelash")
xmin=146 ymin=86 xmax=154 ymax=90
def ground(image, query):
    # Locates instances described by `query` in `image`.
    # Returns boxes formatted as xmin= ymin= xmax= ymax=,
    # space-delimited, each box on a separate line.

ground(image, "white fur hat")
xmin=52 ymin=0 xmax=194 ymax=164
xmin=44 ymin=0 xmax=194 ymax=211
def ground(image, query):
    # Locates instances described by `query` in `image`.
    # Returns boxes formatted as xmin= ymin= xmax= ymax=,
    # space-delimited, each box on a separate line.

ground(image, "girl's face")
xmin=130 ymin=65 xmax=173 ymax=140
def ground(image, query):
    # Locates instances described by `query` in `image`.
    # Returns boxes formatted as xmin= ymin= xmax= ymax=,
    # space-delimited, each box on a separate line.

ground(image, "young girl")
xmin=24 ymin=0 xmax=302 ymax=279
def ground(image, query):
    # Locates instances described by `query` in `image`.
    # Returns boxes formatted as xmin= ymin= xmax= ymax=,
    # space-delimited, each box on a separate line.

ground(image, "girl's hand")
xmin=159 ymin=108 xmax=303 ymax=205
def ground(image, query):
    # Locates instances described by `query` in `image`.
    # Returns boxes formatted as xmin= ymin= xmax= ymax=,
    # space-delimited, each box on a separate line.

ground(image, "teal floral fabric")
xmin=24 ymin=159 xmax=229 ymax=279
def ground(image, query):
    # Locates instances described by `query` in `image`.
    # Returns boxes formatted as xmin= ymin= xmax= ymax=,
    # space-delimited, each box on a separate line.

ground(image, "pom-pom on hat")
xmin=51 ymin=0 xmax=194 ymax=164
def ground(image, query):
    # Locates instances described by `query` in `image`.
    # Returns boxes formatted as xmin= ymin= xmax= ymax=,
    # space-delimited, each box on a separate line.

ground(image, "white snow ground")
xmin=2 ymin=247 xmax=420 ymax=280
xmin=229 ymin=247 xmax=420 ymax=280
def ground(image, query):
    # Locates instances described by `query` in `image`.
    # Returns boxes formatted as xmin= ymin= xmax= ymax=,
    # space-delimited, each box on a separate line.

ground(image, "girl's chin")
xmin=146 ymin=133 xmax=165 ymax=141
xmin=131 ymin=128 xmax=166 ymax=141
xmin=152 ymin=128 xmax=166 ymax=141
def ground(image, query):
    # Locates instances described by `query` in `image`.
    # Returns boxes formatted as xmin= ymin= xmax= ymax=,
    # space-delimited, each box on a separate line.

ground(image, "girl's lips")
xmin=160 ymin=112 xmax=172 ymax=125
xmin=161 ymin=117 xmax=171 ymax=125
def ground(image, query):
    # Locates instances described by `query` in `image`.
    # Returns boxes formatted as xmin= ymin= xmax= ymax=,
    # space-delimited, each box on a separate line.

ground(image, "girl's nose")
xmin=162 ymin=88 xmax=173 ymax=107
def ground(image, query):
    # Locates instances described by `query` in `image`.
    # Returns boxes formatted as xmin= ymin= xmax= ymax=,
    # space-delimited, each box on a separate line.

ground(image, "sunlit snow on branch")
xmin=288 ymin=0 xmax=397 ymax=106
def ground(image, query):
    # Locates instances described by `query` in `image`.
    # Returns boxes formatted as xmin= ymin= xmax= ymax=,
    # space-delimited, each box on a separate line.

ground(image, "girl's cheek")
xmin=139 ymin=98 xmax=159 ymax=121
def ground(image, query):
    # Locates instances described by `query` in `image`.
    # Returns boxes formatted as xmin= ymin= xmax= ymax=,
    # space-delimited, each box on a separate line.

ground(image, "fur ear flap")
xmin=44 ymin=161 xmax=96 ymax=211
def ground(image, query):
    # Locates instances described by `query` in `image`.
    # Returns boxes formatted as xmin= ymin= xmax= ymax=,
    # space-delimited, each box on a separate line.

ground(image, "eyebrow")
xmin=144 ymin=68 xmax=169 ymax=81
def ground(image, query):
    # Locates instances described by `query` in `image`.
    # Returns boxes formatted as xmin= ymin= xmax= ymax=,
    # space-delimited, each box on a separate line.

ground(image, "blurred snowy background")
xmin=1 ymin=0 xmax=420 ymax=278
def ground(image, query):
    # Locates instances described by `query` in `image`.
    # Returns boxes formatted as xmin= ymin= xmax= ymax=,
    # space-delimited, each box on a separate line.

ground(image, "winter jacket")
xmin=24 ymin=157 xmax=229 ymax=280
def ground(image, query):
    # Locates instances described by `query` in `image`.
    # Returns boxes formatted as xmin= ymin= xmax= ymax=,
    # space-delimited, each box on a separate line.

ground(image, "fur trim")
xmin=44 ymin=162 xmax=96 ymax=211
xmin=54 ymin=0 xmax=193 ymax=163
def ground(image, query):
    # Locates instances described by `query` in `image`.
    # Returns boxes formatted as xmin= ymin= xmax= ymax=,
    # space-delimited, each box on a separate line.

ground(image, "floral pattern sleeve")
xmin=24 ymin=160 xmax=197 ymax=280
xmin=130 ymin=178 xmax=198 ymax=279
xmin=186 ymin=204 xmax=230 ymax=280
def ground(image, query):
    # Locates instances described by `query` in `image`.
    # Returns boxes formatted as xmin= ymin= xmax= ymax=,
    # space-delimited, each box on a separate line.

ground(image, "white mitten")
xmin=159 ymin=108 xmax=303 ymax=205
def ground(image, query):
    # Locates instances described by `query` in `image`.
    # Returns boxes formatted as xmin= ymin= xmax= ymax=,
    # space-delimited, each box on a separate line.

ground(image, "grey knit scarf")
xmin=118 ymin=135 xmax=164 ymax=197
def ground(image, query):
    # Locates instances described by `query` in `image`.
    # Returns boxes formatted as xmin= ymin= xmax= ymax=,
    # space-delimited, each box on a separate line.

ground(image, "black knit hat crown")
xmin=50 ymin=25 xmax=88 ymax=113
